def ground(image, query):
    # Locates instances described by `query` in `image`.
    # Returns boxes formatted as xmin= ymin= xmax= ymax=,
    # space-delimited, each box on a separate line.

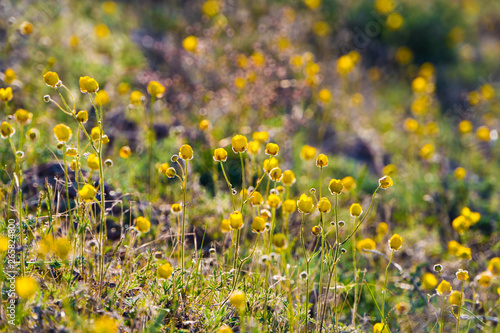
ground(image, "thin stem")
xmin=381 ymin=250 xmax=394 ymax=325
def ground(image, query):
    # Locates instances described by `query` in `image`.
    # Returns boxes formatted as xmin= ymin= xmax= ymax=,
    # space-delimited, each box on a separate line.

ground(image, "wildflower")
xmin=229 ymin=211 xmax=243 ymax=229
xmin=93 ymin=316 xmax=118 ymax=333
xmin=136 ymin=217 xmax=151 ymax=233
xmin=337 ymin=54 xmax=354 ymax=76
xmin=282 ymin=199 xmax=296 ymax=213
xmin=341 ymin=176 xmax=356 ymax=191
xmin=357 ymin=238 xmax=376 ymax=252
xmin=318 ymin=88 xmax=331 ymax=103
xmin=386 ymin=12 xmax=403 ymax=30
xmin=263 ymin=157 xmax=279 ymax=173
xmin=202 ymin=0 xmax=220 ymax=17
xmin=15 ymin=277 xmax=38 ymax=299
xmin=436 ymin=280 xmax=452 ymax=296
xmin=252 ymin=131 xmax=269 ymax=143
xmin=221 ymin=219 xmax=231 ymax=233
xmin=76 ymin=110 xmax=88 ymax=123
xmin=377 ymin=222 xmax=389 ymax=235
xmin=0 ymin=87 xmax=13 ymax=102
xmin=454 ymin=167 xmax=466 ymax=180
xmin=217 ymin=325 xmax=233 ymax=333
xmin=328 ymin=179 xmax=344 ymax=194
xmin=94 ymin=23 xmax=110 ymax=38
xmin=267 ymin=194 xmax=282 ymax=209
xmin=251 ymin=51 xmax=265 ymax=66
xmin=269 ymin=167 xmax=282 ymax=182
xmin=434 ymin=264 xmax=443 ymax=272
xmin=179 ymin=144 xmax=194 ymax=160
xmin=373 ymin=322 xmax=390 ymax=333
xmin=247 ymin=141 xmax=260 ymax=154
xmin=119 ymin=146 xmax=132 ymax=159
xmin=4 ymin=68 xmax=15 ymax=84
xmin=458 ymin=120 xmax=472 ymax=134
xmin=456 ymin=269 xmax=469 ymax=281
xmin=0 ymin=236 xmax=8 ymax=253
xmin=213 ymin=148 xmax=227 ymax=162
xmin=128 ymin=90 xmax=143 ymax=105
xmin=54 ymin=238 xmax=71 ymax=259
xmin=265 ymin=143 xmax=279 ymax=156
xmin=230 ymin=290 xmax=246 ymax=309
xmin=252 ymin=217 xmax=266 ymax=233
xmin=273 ymin=233 xmax=286 ymax=248
xmin=476 ymin=126 xmax=490 ymax=141
xmin=234 ymin=77 xmax=245 ymax=89
xmin=297 ymin=194 xmax=314 ymax=214
xmin=378 ymin=175 xmax=393 ymax=189
xmin=79 ymin=184 xmax=96 ymax=201
xmin=456 ymin=246 xmax=471 ymax=260
xmin=13 ymin=109 xmax=32 ymax=126
xmin=199 ymin=119 xmax=210 ymax=130
xmin=447 ymin=240 xmax=461 ymax=255
xmin=388 ymin=234 xmax=403 ymax=251
xmin=349 ymin=203 xmax=363 ymax=217
xmin=1 ymin=122 xmax=15 ymax=139
xmin=250 ymin=192 xmax=263 ymax=206
xmin=281 ymin=170 xmax=296 ymax=186
xmin=87 ymin=154 xmax=100 ymax=170
xmin=182 ymin=35 xmax=197 ymax=53
xmin=421 ymin=273 xmax=438 ymax=290
xmin=147 ymin=81 xmax=165 ymax=98
xmin=43 ymin=71 xmax=60 ymax=87
xmin=311 ymin=225 xmax=322 ymax=235
xmin=96 ymin=90 xmax=110 ymax=105
xmin=171 ymin=203 xmax=182 ymax=214
xmin=79 ymin=76 xmax=99 ymax=93
xmin=395 ymin=46 xmax=414 ymax=65
xmin=165 ymin=167 xmax=176 ymax=178
xmin=487 ymin=257 xmax=500 ymax=276
xmin=20 ymin=21 xmax=33 ymax=35
xmin=411 ymin=77 xmax=427 ymax=93
xmin=317 ymin=197 xmax=331 ymax=213
xmin=449 ymin=291 xmax=462 ymax=306
xmin=316 ymin=154 xmax=328 ymax=167
xmin=300 ymin=145 xmax=316 ymax=160
xmin=452 ymin=215 xmax=470 ymax=235
xmin=419 ymin=143 xmax=435 ymax=160
xmin=158 ymin=262 xmax=173 ymax=279
xmin=477 ymin=272 xmax=492 ymax=287
xmin=231 ymin=135 xmax=248 ymax=153
xmin=53 ymin=124 xmax=72 ymax=142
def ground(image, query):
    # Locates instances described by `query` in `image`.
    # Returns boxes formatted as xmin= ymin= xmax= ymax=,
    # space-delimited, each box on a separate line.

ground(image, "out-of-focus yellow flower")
xmin=93 ymin=316 xmax=118 ymax=333
xmin=377 ymin=222 xmax=389 ymax=235
xmin=158 ymin=262 xmax=173 ymax=279
xmin=375 ymin=0 xmax=395 ymax=14
xmin=436 ymin=280 xmax=452 ymax=296
xmin=312 ymin=21 xmax=330 ymax=37
xmin=229 ymin=211 xmax=243 ymax=229
xmin=136 ymin=216 xmax=151 ymax=233
xmin=252 ymin=131 xmax=269 ymax=143
xmin=15 ymin=277 xmax=38 ymax=299
xmin=421 ymin=273 xmax=438 ymax=290
xmin=357 ymin=238 xmax=376 ymax=252
xmin=147 ymin=81 xmax=165 ymax=98
xmin=317 ymin=197 xmax=331 ymax=213
xmin=129 ymin=90 xmax=144 ymax=105
xmin=171 ymin=203 xmax=182 ymax=214
xmin=300 ymin=145 xmax=316 ymax=160
xmin=69 ymin=35 xmax=80 ymax=48
xmin=449 ymin=290 xmax=462 ymax=306
xmin=79 ymin=76 xmax=99 ymax=93
xmin=304 ymin=0 xmax=321 ymax=10
xmin=411 ymin=95 xmax=430 ymax=115
xmin=199 ymin=119 xmax=210 ymax=130
xmin=458 ymin=120 xmax=472 ymax=134
xmin=477 ymin=272 xmax=492 ymax=287
xmin=383 ymin=164 xmax=397 ymax=176
xmin=96 ymin=90 xmax=110 ymax=105
xmin=0 ymin=236 xmax=9 ymax=253
xmin=467 ymin=91 xmax=480 ymax=105
xmin=265 ymin=143 xmax=279 ymax=156
xmin=102 ymin=1 xmax=117 ymax=14
xmin=230 ymin=290 xmax=246 ymax=309
xmin=337 ymin=55 xmax=354 ymax=76
xmin=368 ymin=67 xmax=381 ymax=81
xmin=395 ymin=46 xmax=413 ymax=65
xmin=236 ymin=54 xmax=248 ymax=68
xmin=404 ymin=118 xmax=419 ymax=132
xmin=4 ymin=68 xmax=16 ymax=84
xmin=456 ymin=269 xmax=469 ymax=281
xmin=487 ymin=257 xmax=500 ymax=276
xmin=94 ymin=23 xmax=110 ymax=38
xmin=263 ymin=157 xmax=279 ymax=173
xmin=386 ymin=12 xmax=403 ymax=30
xmin=247 ymin=141 xmax=260 ymax=155
xmin=316 ymin=154 xmax=328 ymax=167
xmin=231 ymin=135 xmax=248 ymax=153
xmin=53 ymin=124 xmax=72 ymax=142
xmin=480 ymin=84 xmax=494 ymax=100
xmin=213 ymin=148 xmax=227 ymax=162
xmin=249 ymin=191 xmax=263 ymax=206
xmin=289 ymin=54 xmax=304 ymax=69
xmin=179 ymin=144 xmax=194 ymax=160
xmin=412 ymin=77 xmax=427 ymax=93
xmin=119 ymin=146 xmax=132 ymax=159
xmin=476 ymin=126 xmax=490 ymax=141
xmin=267 ymin=194 xmax=282 ymax=209
xmin=342 ymin=176 xmax=356 ymax=192
xmin=454 ymin=167 xmax=466 ymax=180
xmin=87 ymin=153 xmax=100 ymax=171
xmin=379 ymin=175 xmax=393 ymax=189
xmin=281 ymin=170 xmax=296 ymax=186
xmin=373 ymin=322 xmax=390 ymax=333
xmin=283 ymin=199 xmax=296 ymax=213
xmin=20 ymin=21 xmax=33 ymax=35
xmin=419 ymin=143 xmax=435 ymax=160
xmin=54 ymin=238 xmax=71 ymax=259
xmin=251 ymin=51 xmax=265 ymax=67
xmin=14 ymin=109 xmax=32 ymax=126
xmin=183 ymin=36 xmax=197 ymax=53
xmin=456 ymin=245 xmax=471 ymax=260
xmin=388 ymin=234 xmax=403 ymax=251
xmin=273 ymin=233 xmax=286 ymax=248
xmin=234 ymin=77 xmax=246 ymax=89
xmin=202 ymin=0 xmax=219 ymax=17
xmin=447 ymin=240 xmax=461 ymax=255
xmin=217 ymin=325 xmax=233 ymax=333
xmin=297 ymin=194 xmax=314 ymax=214
xmin=252 ymin=216 xmax=266 ymax=233
xmin=0 ymin=87 xmax=13 ymax=102
xmin=79 ymin=184 xmax=96 ymax=201
xmin=221 ymin=219 xmax=231 ymax=233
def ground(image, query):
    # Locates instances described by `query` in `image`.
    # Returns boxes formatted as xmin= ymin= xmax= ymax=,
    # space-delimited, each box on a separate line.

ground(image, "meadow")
xmin=0 ymin=0 xmax=500 ymax=332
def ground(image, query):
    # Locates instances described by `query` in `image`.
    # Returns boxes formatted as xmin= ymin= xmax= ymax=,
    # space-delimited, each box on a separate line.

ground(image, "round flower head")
xmin=267 ymin=194 xmax=282 ymax=209
xmin=229 ymin=290 xmax=246 ymax=309
xmin=147 ymin=80 xmax=165 ymax=98
xmin=449 ymin=290 xmax=462 ymax=306
xmin=129 ymin=90 xmax=144 ymax=105
xmin=263 ymin=157 xmax=279 ymax=173
xmin=231 ymin=135 xmax=248 ymax=153
xmin=317 ymin=197 xmax=331 ymax=213
xmin=357 ymin=238 xmax=376 ymax=252
xmin=247 ymin=140 xmax=260 ymax=155
xmin=158 ymin=262 xmax=173 ymax=279
xmin=119 ymin=146 xmax=132 ymax=159
xmin=458 ymin=120 xmax=472 ymax=134
xmin=252 ymin=131 xmax=269 ymax=143
xmin=4 ymin=68 xmax=16 ymax=84
xmin=15 ymin=277 xmax=38 ymax=299
xmin=199 ymin=119 xmax=210 ymax=130
xmin=0 ymin=87 xmax=13 ymax=102
xmin=311 ymin=225 xmax=322 ymax=236
xmin=447 ymin=240 xmax=461 ymax=255
xmin=87 ymin=153 xmax=100 ymax=170
xmin=14 ymin=109 xmax=32 ymax=126
xmin=378 ymin=175 xmax=393 ymax=190
xmin=265 ymin=143 xmax=279 ymax=156
xmin=456 ymin=269 xmax=469 ymax=281
xmin=421 ymin=273 xmax=438 ymax=290
xmin=93 ymin=316 xmax=118 ymax=333
xmin=79 ymin=184 xmax=96 ymax=201
xmin=300 ymin=145 xmax=316 ymax=160
xmin=136 ymin=216 xmax=151 ymax=233
xmin=328 ymin=179 xmax=344 ymax=194
xmin=213 ymin=148 xmax=227 ymax=162
xmin=221 ymin=219 xmax=231 ymax=233
xmin=217 ymin=325 xmax=233 ymax=333
xmin=436 ymin=280 xmax=452 ymax=296
xmin=54 ymin=238 xmax=71 ymax=259
xmin=1 ymin=122 xmax=15 ymax=139
xmin=76 ymin=110 xmax=88 ymax=123
xmin=316 ymin=154 xmax=328 ymax=167
xmin=281 ymin=170 xmax=296 ymax=186
xmin=269 ymin=167 xmax=282 ymax=182
xmin=282 ymin=199 xmax=296 ymax=213
xmin=477 ymin=272 xmax=492 ymax=287
xmin=341 ymin=176 xmax=356 ymax=191
xmin=229 ymin=211 xmax=243 ymax=229
xmin=273 ymin=233 xmax=286 ymax=249
xmin=419 ymin=143 xmax=435 ymax=160
xmin=377 ymin=222 xmax=389 ymax=235
xmin=79 ymin=76 xmax=99 ymax=93
xmin=53 ymin=124 xmax=72 ymax=142
xmin=179 ymin=144 xmax=193 ymax=160
xmin=487 ymin=257 xmax=500 ymax=276
xmin=297 ymin=194 xmax=314 ymax=214
xmin=249 ymin=191 xmax=263 ymax=206
xmin=20 ymin=21 xmax=33 ymax=35
xmin=452 ymin=216 xmax=470 ymax=235
xmin=454 ymin=167 xmax=466 ymax=180
xmin=456 ymin=246 xmax=471 ymax=260
xmin=388 ymin=234 xmax=403 ymax=251
xmin=43 ymin=71 xmax=60 ymax=87
xmin=373 ymin=323 xmax=390 ymax=333
xmin=252 ymin=216 xmax=266 ymax=233
xmin=349 ymin=203 xmax=363 ymax=217
xmin=318 ymin=88 xmax=332 ymax=103
xmin=476 ymin=126 xmax=490 ymax=141
xmin=171 ymin=203 xmax=182 ymax=214
xmin=182 ymin=35 xmax=198 ymax=53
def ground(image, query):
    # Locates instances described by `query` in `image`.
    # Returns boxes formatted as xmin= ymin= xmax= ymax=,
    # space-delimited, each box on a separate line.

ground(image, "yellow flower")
xmin=273 ymin=233 xmax=286 ymax=248
xmin=300 ymin=145 xmax=317 ymax=160
xmin=234 ymin=77 xmax=246 ymax=89
xmin=449 ymin=290 xmax=462 ymax=306
xmin=247 ymin=141 xmax=260 ymax=155
xmin=313 ymin=21 xmax=330 ymax=37
xmin=374 ymin=0 xmax=395 ymax=13
xmin=79 ymin=184 xmax=96 ymax=201
xmin=477 ymin=272 xmax=492 ymax=287
xmin=373 ymin=322 xmax=390 ymax=333
xmin=281 ymin=170 xmax=296 ymax=186
xmin=54 ymin=238 xmax=71 ymax=259
xmin=66 ymin=148 xmax=77 ymax=157
xmin=317 ymin=197 xmax=331 ymax=213
xmin=252 ymin=131 xmax=269 ymax=143
xmin=136 ymin=216 xmax=151 ymax=233
xmin=102 ymin=1 xmax=117 ymax=14
xmin=93 ymin=316 xmax=118 ymax=333
xmin=265 ymin=143 xmax=279 ymax=156
xmin=217 ymin=325 xmax=233 ymax=333
xmin=183 ymin=36 xmax=198 ymax=53
xmin=171 ymin=203 xmax=182 ymax=214
xmin=4 ymin=68 xmax=16 ymax=84
xmin=90 ymin=127 xmax=102 ymax=141
xmin=419 ymin=143 xmax=435 ymax=160
xmin=221 ymin=219 xmax=231 ymax=233
xmin=43 ymin=71 xmax=60 ymax=87
xmin=421 ymin=273 xmax=438 ymax=290
xmin=0 ymin=87 xmax=13 ymax=102
xmin=467 ymin=91 xmax=480 ymax=105
xmin=53 ymin=124 xmax=72 ymax=142
xmin=15 ymin=277 xmax=38 ymax=299
xmin=252 ymin=217 xmax=266 ymax=233
xmin=147 ymin=81 xmax=165 ymax=98
xmin=456 ymin=246 xmax=471 ymax=260
xmin=1 ymin=121 xmax=15 ymax=139
xmin=269 ymin=167 xmax=282 ymax=182
xmin=454 ymin=167 xmax=466 ymax=180
xmin=76 ymin=110 xmax=89 ymax=123
xmin=231 ymin=135 xmax=248 ymax=153
xmin=14 ymin=109 xmax=32 ymax=126
xmin=456 ymin=269 xmax=469 ymax=281
xmin=96 ymin=90 xmax=110 ymax=105
xmin=263 ymin=157 xmax=279 ymax=173
xmin=349 ymin=203 xmax=363 ymax=217
xmin=117 ymin=82 xmax=130 ymax=95
xmin=328 ymin=179 xmax=344 ymax=194
xmin=119 ymin=146 xmax=132 ymax=159
xmin=311 ymin=225 xmax=322 ymax=235
xmin=342 ymin=176 xmax=356 ymax=191
xmin=213 ymin=148 xmax=227 ymax=162
xmin=452 ymin=216 xmax=470 ymax=235
xmin=304 ymin=0 xmax=321 ymax=9
xmin=318 ymin=88 xmax=331 ymax=103
xmin=94 ymin=23 xmax=110 ymax=38
xmin=337 ymin=54 xmax=354 ymax=76
xmin=79 ymin=76 xmax=99 ymax=93
xmin=229 ymin=211 xmax=243 ymax=229
xmin=480 ymin=84 xmax=494 ymax=100
xmin=436 ymin=280 xmax=452 ymax=296
xmin=386 ymin=12 xmax=404 ymax=30
xmin=458 ymin=120 xmax=472 ymax=134
xmin=20 ymin=21 xmax=33 ymax=35
xmin=297 ymin=194 xmax=314 ymax=214
xmin=447 ymin=240 xmax=461 ymax=255
xmin=378 ymin=175 xmax=393 ymax=189
xmin=476 ymin=126 xmax=490 ymax=141
xmin=87 ymin=153 xmax=100 ymax=171
xmin=249 ymin=191 xmax=263 ymax=206
xmin=395 ymin=46 xmax=414 ymax=65
xmin=282 ymin=199 xmax=296 ymax=213
xmin=202 ymin=0 xmax=220 ymax=17
xmin=199 ymin=119 xmax=210 ymax=130
xmin=0 ymin=236 xmax=10 ymax=253
xmin=158 ymin=262 xmax=173 ymax=279
xmin=316 ymin=154 xmax=328 ymax=168
xmin=179 ymin=144 xmax=194 ymax=160
xmin=230 ymin=290 xmax=246 ymax=309
xmin=411 ymin=77 xmax=427 ymax=93
xmin=388 ymin=234 xmax=403 ymax=251
xmin=130 ymin=90 xmax=144 ymax=105
xmin=267 ymin=194 xmax=282 ymax=209
xmin=357 ymin=238 xmax=376 ymax=252
xmin=251 ymin=51 xmax=265 ymax=67
xmin=487 ymin=257 xmax=500 ymax=276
